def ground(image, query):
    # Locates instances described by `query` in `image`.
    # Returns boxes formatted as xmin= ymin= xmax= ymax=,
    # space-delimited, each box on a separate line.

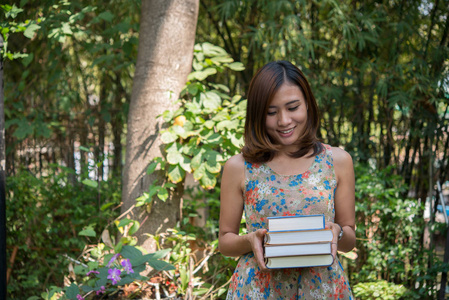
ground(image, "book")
xmin=265 ymin=254 xmax=334 ymax=269
xmin=264 ymin=229 xmax=333 ymax=245
xmin=264 ymin=241 xmax=331 ymax=258
xmin=267 ymin=214 xmax=325 ymax=232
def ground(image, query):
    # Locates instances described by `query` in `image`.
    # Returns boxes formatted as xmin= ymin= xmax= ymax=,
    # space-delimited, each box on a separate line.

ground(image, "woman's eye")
xmin=288 ymin=106 xmax=299 ymax=111
xmin=267 ymin=111 xmax=276 ymax=116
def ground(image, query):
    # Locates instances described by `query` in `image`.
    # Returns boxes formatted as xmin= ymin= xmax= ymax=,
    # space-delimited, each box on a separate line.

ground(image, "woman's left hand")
xmin=325 ymin=222 xmax=341 ymax=260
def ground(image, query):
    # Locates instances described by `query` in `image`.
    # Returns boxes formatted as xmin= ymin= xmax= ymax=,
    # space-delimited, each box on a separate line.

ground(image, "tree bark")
xmin=121 ymin=0 xmax=199 ymax=252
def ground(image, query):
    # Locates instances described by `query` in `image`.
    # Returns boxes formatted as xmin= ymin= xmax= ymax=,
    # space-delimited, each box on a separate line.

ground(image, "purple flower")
xmin=86 ymin=270 xmax=100 ymax=276
xmin=107 ymin=268 xmax=121 ymax=285
xmin=107 ymin=253 xmax=120 ymax=267
xmin=76 ymin=295 xmax=85 ymax=300
xmin=96 ymin=286 xmax=106 ymax=295
xmin=121 ymin=258 xmax=134 ymax=274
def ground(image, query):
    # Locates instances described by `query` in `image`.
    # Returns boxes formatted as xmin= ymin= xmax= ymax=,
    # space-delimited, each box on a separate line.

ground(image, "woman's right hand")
xmin=246 ymin=228 xmax=269 ymax=272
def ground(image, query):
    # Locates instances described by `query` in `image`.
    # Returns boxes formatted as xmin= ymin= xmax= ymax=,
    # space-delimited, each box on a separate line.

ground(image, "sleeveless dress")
xmin=226 ymin=144 xmax=354 ymax=300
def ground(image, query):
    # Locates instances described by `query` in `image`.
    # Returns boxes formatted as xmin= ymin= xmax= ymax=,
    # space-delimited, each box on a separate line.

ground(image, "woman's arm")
xmin=218 ymin=154 xmax=267 ymax=269
xmin=328 ymin=147 xmax=356 ymax=255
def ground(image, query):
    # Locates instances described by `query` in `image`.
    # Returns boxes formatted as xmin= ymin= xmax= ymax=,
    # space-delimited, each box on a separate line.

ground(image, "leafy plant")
xmin=1 ymin=4 xmax=40 ymax=60
xmin=137 ymin=42 xmax=245 ymax=209
xmin=6 ymin=165 xmax=121 ymax=299
xmin=348 ymin=164 xmax=447 ymax=298
xmin=353 ymin=280 xmax=408 ymax=300
xmin=48 ymin=219 xmax=175 ymax=300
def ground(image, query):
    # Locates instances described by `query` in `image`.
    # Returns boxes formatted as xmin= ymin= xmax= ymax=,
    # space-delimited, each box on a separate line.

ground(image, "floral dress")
xmin=226 ymin=144 xmax=353 ymax=300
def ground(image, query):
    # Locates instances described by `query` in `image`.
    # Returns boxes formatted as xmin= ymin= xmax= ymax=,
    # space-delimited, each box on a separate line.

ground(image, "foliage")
xmin=198 ymin=0 xmax=449 ymax=198
xmin=137 ymin=42 xmax=245 ymax=209
xmin=353 ymin=280 xmax=408 ymax=300
xmin=45 ymin=221 xmax=175 ymax=300
xmin=1 ymin=4 xmax=40 ymax=60
xmin=349 ymin=164 xmax=449 ymax=298
xmin=2 ymin=0 xmax=139 ymax=179
xmin=6 ymin=164 xmax=121 ymax=299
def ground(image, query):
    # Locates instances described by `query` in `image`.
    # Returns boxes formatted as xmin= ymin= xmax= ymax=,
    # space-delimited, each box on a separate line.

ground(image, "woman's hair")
xmin=242 ymin=60 xmax=323 ymax=163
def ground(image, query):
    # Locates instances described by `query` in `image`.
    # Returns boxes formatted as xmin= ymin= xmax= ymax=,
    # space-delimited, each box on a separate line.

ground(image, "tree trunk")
xmin=121 ymin=0 xmax=199 ymax=253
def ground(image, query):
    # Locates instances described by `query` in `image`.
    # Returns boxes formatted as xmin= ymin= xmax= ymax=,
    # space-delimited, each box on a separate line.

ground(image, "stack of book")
xmin=264 ymin=214 xmax=334 ymax=269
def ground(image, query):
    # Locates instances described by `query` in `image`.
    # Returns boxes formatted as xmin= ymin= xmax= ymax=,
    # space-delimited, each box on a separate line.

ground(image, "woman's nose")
xmin=277 ymin=111 xmax=290 ymax=126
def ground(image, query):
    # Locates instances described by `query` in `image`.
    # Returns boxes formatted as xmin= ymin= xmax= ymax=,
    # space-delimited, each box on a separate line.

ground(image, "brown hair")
xmin=242 ymin=61 xmax=323 ymax=163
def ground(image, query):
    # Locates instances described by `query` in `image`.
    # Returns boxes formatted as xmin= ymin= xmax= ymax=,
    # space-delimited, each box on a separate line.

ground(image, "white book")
xmin=264 ymin=229 xmax=333 ymax=245
xmin=267 ymin=214 xmax=325 ymax=232
xmin=265 ymin=254 xmax=334 ymax=269
xmin=264 ymin=242 xmax=332 ymax=258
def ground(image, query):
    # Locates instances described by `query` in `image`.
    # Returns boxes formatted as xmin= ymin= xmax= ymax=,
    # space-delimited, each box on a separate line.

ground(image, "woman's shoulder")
xmin=222 ymin=154 xmax=246 ymax=191
xmin=223 ymin=153 xmax=245 ymax=172
xmin=328 ymin=146 xmax=354 ymax=174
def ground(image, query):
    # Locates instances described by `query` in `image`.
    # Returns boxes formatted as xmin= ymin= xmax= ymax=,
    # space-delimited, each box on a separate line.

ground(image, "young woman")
xmin=219 ymin=61 xmax=355 ymax=299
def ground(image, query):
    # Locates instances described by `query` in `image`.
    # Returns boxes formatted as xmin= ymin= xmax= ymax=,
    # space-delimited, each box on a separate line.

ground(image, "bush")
xmin=353 ymin=280 xmax=408 ymax=299
xmin=347 ymin=164 xmax=447 ymax=299
xmin=7 ymin=165 xmax=121 ymax=299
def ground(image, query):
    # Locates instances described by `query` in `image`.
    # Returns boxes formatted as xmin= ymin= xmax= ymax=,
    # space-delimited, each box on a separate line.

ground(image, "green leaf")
xmin=188 ymin=68 xmax=217 ymax=81
xmin=227 ymin=62 xmax=245 ymax=71
xmin=161 ymin=131 xmax=177 ymax=144
xmin=23 ymin=23 xmax=40 ymax=39
xmin=187 ymin=83 xmax=199 ymax=95
xmin=179 ymin=265 xmax=189 ymax=289
xmin=168 ymin=164 xmax=185 ymax=183
xmin=157 ymin=188 xmax=169 ymax=202
xmin=201 ymin=42 xmax=227 ymax=56
xmin=147 ymin=161 xmax=159 ymax=174
xmin=146 ymin=248 xmax=172 ymax=260
xmin=121 ymin=245 xmax=145 ymax=265
xmin=201 ymin=91 xmax=221 ymax=110
xmin=204 ymin=150 xmax=222 ymax=162
xmin=5 ymin=4 xmax=23 ymax=18
xmin=98 ymin=11 xmax=114 ymax=22
xmin=65 ymin=283 xmax=80 ymax=300
xmin=136 ymin=192 xmax=151 ymax=207
xmin=231 ymin=133 xmax=244 ymax=148
xmin=22 ymin=53 xmax=33 ymax=66
xmin=172 ymin=124 xmax=186 ymax=137
xmin=117 ymin=218 xmax=133 ymax=228
xmin=12 ymin=119 xmax=33 ymax=139
xmin=79 ymin=227 xmax=96 ymax=237
xmin=100 ymin=202 xmax=115 ymax=211
xmin=82 ymin=179 xmax=98 ymax=188
xmin=185 ymin=101 xmax=202 ymax=114
xmin=206 ymin=133 xmax=223 ymax=144
xmin=191 ymin=148 xmax=206 ymax=170
xmin=204 ymin=120 xmax=215 ymax=129
xmin=60 ymin=22 xmax=73 ymax=35
xmin=147 ymin=259 xmax=175 ymax=271
xmin=179 ymin=156 xmax=192 ymax=173
xmin=193 ymin=164 xmax=206 ymax=181
xmin=211 ymin=55 xmax=234 ymax=64
xmin=114 ymin=240 xmax=123 ymax=253
xmin=148 ymin=185 xmax=161 ymax=198
xmin=167 ymin=151 xmax=183 ymax=165
xmin=205 ymin=159 xmax=221 ymax=174
xmin=128 ymin=221 xmax=140 ymax=236
xmin=200 ymin=171 xmax=217 ymax=189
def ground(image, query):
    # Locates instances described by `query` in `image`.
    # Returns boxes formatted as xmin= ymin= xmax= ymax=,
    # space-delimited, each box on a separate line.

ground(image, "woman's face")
xmin=265 ymin=82 xmax=308 ymax=152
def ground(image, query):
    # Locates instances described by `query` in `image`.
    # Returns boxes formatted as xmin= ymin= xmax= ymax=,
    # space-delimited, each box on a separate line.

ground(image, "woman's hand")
xmin=325 ymin=222 xmax=341 ymax=260
xmin=245 ymin=229 xmax=269 ymax=272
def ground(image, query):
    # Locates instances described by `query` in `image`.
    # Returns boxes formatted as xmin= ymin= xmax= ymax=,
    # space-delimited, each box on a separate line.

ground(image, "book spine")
xmin=265 ymin=255 xmax=335 ymax=269
xmin=268 ymin=226 xmax=325 ymax=233
xmin=265 ymin=240 xmax=333 ymax=246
